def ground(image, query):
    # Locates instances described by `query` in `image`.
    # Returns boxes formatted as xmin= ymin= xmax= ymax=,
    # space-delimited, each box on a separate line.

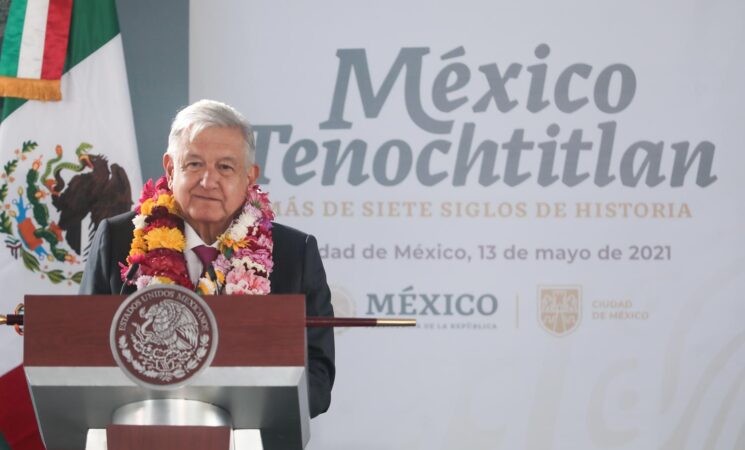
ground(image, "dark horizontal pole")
xmin=0 ymin=315 xmax=23 ymax=326
xmin=306 ymin=317 xmax=416 ymax=327
xmin=1 ymin=314 xmax=415 ymax=329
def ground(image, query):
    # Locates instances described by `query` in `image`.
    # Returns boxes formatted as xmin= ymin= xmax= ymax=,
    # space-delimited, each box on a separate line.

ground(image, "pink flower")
xmin=135 ymin=275 xmax=153 ymax=290
xmin=246 ymin=185 xmax=274 ymax=222
xmin=248 ymin=248 xmax=274 ymax=273
xmin=119 ymin=262 xmax=132 ymax=282
xmin=135 ymin=176 xmax=171 ymax=214
xmin=213 ymin=254 xmax=231 ymax=274
xmin=138 ymin=179 xmax=155 ymax=203
xmin=225 ymin=268 xmax=270 ymax=295
xmin=155 ymin=175 xmax=170 ymax=193
xmin=135 ymin=179 xmax=155 ymax=214
xmin=256 ymin=233 xmax=273 ymax=250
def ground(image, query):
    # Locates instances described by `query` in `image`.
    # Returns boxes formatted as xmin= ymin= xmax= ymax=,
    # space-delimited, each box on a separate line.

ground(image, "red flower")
xmin=155 ymin=175 xmax=170 ymax=193
xmin=145 ymin=207 xmax=183 ymax=230
xmin=146 ymin=216 xmax=183 ymax=231
xmin=139 ymin=248 xmax=192 ymax=288
xmin=136 ymin=179 xmax=156 ymax=214
xmin=127 ymin=253 xmax=146 ymax=265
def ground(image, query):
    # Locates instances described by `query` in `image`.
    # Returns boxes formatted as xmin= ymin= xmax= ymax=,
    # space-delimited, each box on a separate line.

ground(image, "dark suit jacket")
xmin=79 ymin=211 xmax=335 ymax=417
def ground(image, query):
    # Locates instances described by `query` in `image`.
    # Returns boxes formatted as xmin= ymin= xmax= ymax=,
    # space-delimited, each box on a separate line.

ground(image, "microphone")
xmin=120 ymin=263 xmax=140 ymax=295
xmin=206 ymin=265 xmax=224 ymax=294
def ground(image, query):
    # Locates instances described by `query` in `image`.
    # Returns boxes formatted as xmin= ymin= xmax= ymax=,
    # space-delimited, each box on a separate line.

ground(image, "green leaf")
xmin=70 ymin=271 xmax=83 ymax=284
xmin=50 ymin=248 xmax=67 ymax=262
xmin=20 ymin=249 xmax=40 ymax=272
xmin=4 ymin=159 xmax=18 ymax=176
xmin=0 ymin=211 xmax=11 ymax=234
xmin=0 ymin=183 xmax=7 ymax=202
xmin=21 ymin=141 xmax=38 ymax=153
xmin=46 ymin=269 xmax=65 ymax=284
xmin=30 ymin=201 xmax=49 ymax=229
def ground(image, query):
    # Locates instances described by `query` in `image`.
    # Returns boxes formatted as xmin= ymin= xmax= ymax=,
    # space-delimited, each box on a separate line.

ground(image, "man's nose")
xmin=199 ymin=166 xmax=219 ymax=188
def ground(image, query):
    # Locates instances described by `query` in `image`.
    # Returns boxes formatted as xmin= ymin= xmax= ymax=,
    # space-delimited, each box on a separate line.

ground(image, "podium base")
xmin=113 ymin=399 xmax=231 ymax=426
xmin=85 ymin=428 xmax=263 ymax=450
xmin=84 ymin=400 xmax=263 ymax=450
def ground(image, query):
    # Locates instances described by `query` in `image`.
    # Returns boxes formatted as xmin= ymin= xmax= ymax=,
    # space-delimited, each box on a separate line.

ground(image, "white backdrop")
xmin=190 ymin=1 xmax=745 ymax=449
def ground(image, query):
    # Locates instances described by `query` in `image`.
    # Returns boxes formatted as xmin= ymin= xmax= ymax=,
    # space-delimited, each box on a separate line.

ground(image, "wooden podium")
xmin=23 ymin=293 xmax=311 ymax=450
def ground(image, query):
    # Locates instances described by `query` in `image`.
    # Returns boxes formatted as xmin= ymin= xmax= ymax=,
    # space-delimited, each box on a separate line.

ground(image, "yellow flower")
xmin=218 ymin=237 xmax=235 ymax=252
xmin=218 ymin=236 xmax=249 ymax=252
xmin=153 ymin=276 xmax=175 ymax=285
xmin=129 ymin=229 xmax=147 ymax=255
xmin=140 ymin=194 xmax=177 ymax=216
xmin=145 ymin=227 xmax=185 ymax=251
xmin=215 ymin=269 xmax=225 ymax=285
xmin=140 ymin=198 xmax=155 ymax=216
xmin=198 ymin=278 xmax=216 ymax=295
xmin=155 ymin=193 xmax=178 ymax=214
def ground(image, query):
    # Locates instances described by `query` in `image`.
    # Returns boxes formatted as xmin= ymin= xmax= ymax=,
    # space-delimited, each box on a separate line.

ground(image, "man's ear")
xmin=163 ymin=152 xmax=175 ymax=187
xmin=248 ymin=164 xmax=260 ymax=186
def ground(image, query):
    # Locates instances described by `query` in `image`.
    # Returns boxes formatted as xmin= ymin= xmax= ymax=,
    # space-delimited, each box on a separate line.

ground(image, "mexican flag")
xmin=0 ymin=0 xmax=142 ymax=448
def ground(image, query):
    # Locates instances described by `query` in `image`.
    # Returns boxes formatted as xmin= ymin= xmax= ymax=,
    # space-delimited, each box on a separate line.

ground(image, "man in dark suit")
xmin=79 ymin=99 xmax=334 ymax=417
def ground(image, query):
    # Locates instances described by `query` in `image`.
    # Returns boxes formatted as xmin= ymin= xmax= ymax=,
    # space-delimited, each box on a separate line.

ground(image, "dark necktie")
xmin=192 ymin=245 xmax=219 ymax=279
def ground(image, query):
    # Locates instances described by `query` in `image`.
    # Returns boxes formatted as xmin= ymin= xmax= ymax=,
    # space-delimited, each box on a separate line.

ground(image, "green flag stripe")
xmin=0 ymin=0 xmax=30 ymax=77
xmin=64 ymin=0 xmax=120 ymax=72
xmin=0 ymin=432 xmax=10 ymax=450
xmin=1 ymin=0 xmax=121 ymax=120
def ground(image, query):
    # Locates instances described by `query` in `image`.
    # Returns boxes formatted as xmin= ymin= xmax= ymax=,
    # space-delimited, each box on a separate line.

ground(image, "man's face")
xmin=163 ymin=126 xmax=259 ymax=233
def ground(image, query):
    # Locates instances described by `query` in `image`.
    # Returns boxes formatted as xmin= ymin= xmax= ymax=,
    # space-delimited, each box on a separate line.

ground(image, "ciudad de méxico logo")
xmin=0 ymin=140 xmax=132 ymax=284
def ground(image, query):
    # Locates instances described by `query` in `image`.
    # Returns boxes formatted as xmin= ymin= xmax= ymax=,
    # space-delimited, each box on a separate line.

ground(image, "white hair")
xmin=166 ymin=99 xmax=256 ymax=166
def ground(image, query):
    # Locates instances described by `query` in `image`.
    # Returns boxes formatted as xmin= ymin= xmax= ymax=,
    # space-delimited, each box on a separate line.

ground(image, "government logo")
xmin=537 ymin=286 xmax=581 ymax=337
xmin=110 ymin=285 xmax=218 ymax=389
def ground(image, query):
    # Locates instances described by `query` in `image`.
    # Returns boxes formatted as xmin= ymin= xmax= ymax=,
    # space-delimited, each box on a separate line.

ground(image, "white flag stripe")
xmin=16 ymin=0 xmax=50 ymax=78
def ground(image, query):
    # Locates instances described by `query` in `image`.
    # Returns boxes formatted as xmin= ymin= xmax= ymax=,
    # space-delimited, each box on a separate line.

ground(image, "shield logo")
xmin=110 ymin=285 xmax=219 ymax=389
xmin=537 ymin=286 xmax=581 ymax=336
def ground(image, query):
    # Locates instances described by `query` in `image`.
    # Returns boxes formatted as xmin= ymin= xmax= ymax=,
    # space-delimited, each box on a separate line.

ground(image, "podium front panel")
xmin=23 ymin=294 xmax=310 ymax=450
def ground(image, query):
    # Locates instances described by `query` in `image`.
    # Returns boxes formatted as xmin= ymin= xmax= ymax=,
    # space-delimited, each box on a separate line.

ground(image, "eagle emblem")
xmin=136 ymin=299 xmax=200 ymax=352
xmin=111 ymin=285 xmax=218 ymax=388
xmin=0 ymin=140 xmax=132 ymax=284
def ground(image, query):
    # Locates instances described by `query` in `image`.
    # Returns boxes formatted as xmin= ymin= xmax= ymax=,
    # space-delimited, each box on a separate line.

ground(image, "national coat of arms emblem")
xmin=0 ymin=140 xmax=132 ymax=284
xmin=110 ymin=285 xmax=218 ymax=389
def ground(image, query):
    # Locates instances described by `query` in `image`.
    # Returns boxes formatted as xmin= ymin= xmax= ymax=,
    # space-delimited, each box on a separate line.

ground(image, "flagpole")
xmin=0 ymin=303 xmax=24 ymax=335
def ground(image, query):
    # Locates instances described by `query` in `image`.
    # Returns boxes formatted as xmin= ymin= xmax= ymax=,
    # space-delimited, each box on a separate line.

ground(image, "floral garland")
xmin=121 ymin=176 xmax=274 ymax=295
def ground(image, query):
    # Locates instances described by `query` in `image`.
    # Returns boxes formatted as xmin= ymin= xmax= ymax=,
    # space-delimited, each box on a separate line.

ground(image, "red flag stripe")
xmin=40 ymin=0 xmax=73 ymax=80
xmin=0 ymin=366 xmax=44 ymax=450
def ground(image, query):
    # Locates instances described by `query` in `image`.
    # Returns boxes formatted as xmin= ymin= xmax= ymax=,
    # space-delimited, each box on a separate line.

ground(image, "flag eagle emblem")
xmin=0 ymin=140 xmax=132 ymax=284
